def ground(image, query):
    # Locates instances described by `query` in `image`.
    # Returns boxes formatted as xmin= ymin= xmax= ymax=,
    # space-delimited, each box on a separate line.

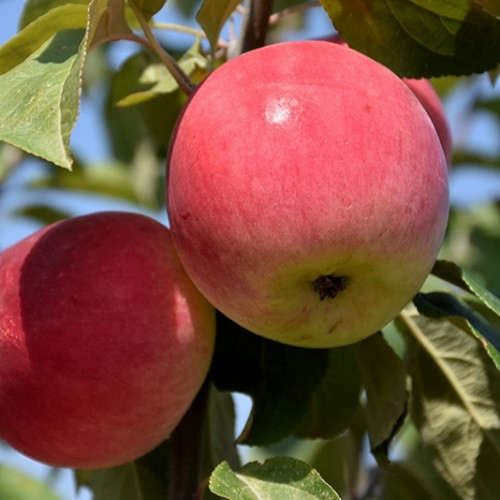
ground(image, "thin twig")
xmin=128 ymin=0 xmax=195 ymax=96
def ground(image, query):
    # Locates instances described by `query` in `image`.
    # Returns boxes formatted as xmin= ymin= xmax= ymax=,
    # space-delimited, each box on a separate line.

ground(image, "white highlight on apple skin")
xmin=265 ymin=97 xmax=299 ymax=125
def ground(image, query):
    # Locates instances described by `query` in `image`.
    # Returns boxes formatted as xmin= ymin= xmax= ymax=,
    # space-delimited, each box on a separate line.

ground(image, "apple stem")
xmin=313 ymin=275 xmax=348 ymax=300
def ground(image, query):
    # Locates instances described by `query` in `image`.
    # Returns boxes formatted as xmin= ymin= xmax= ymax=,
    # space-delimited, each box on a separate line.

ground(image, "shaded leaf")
xmin=441 ymin=205 xmax=500 ymax=297
xmin=31 ymin=160 xmax=159 ymax=208
xmin=166 ymin=383 xmax=239 ymax=500
xmin=453 ymin=150 xmax=500 ymax=170
xmin=295 ymin=345 xmax=361 ymax=440
xmin=131 ymin=0 xmax=167 ymax=19
xmin=355 ymin=333 xmax=408 ymax=463
xmin=196 ymin=0 xmax=240 ymax=57
xmin=0 ymin=4 xmax=88 ymax=76
xmin=414 ymin=292 xmax=500 ymax=368
xmin=383 ymin=451 xmax=461 ymax=500
xmin=76 ymin=441 xmax=169 ymax=500
xmin=210 ymin=313 xmax=329 ymax=446
xmin=15 ymin=205 xmax=70 ymax=225
xmin=432 ymin=260 xmax=500 ymax=317
xmin=0 ymin=29 xmax=86 ymax=169
xmin=403 ymin=313 xmax=500 ymax=499
xmin=87 ymin=0 xmax=132 ymax=50
xmin=209 ymin=457 xmax=341 ymax=500
xmin=320 ymin=0 xmax=500 ymax=77
xmin=310 ymin=432 xmax=360 ymax=498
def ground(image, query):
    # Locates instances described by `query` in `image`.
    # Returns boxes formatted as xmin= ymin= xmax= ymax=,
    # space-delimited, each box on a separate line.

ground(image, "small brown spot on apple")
xmin=180 ymin=212 xmax=191 ymax=221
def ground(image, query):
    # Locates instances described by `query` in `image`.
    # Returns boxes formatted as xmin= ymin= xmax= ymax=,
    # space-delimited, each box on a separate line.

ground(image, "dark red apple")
xmin=0 ymin=212 xmax=215 ymax=468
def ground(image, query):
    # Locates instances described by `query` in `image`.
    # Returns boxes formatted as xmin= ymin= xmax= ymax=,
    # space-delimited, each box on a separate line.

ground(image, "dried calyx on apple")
xmin=167 ymin=41 xmax=449 ymax=349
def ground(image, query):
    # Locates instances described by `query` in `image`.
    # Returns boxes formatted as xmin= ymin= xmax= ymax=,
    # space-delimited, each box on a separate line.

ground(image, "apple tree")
xmin=0 ymin=1 xmax=499 ymax=499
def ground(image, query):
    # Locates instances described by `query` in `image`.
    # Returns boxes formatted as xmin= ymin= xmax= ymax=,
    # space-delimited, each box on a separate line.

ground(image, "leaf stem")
xmin=128 ymin=0 xmax=195 ymax=96
xmin=268 ymin=0 xmax=321 ymax=26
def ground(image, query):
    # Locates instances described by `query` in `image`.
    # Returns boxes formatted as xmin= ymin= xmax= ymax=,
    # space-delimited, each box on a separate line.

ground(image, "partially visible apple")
xmin=403 ymin=77 xmax=453 ymax=166
xmin=0 ymin=212 xmax=215 ymax=468
xmin=318 ymin=33 xmax=452 ymax=166
xmin=167 ymin=41 xmax=449 ymax=348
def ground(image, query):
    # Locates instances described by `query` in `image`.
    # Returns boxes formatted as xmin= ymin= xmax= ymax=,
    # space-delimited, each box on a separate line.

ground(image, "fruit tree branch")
xmin=239 ymin=0 xmax=275 ymax=54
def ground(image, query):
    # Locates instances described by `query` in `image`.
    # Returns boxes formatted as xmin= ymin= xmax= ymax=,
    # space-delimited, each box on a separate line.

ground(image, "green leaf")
xmin=166 ymin=383 xmax=240 ymax=499
xmin=383 ymin=451 xmax=462 ymax=500
xmin=0 ymin=28 xmax=86 ymax=169
xmin=209 ymin=457 xmax=341 ymax=500
xmin=19 ymin=0 xmax=90 ymax=29
xmin=453 ymin=150 xmax=500 ymax=170
xmin=441 ymin=205 xmax=500 ymax=297
xmin=0 ymin=465 xmax=61 ymax=500
xmin=320 ymin=0 xmax=500 ymax=77
xmin=414 ymin=292 xmax=500 ymax=368
xmin=87 ymin=0 xmax=132 ymax=50
xmin=15 ymin=205 xmax=70 ymax=225
xmin=432 ymin=260 xmax=500 ymax=318
xmin=403 ymin=313 xmax=500 ymax=499
xmin=131 ymin=0 xmax=166 ymax=18
xmin=76 ymin=442 xmax=169 ymax=500
xmin=32 ymin=159 xmax=161 ymax=208
xmin=210 ymin=313 xmax=329 ymax=446
xmin=0 ymin=4 xmax=88 ymax=76
xmin=196 ymin=0 xmax=240 ymax=58
xmin=295 ymin=345 xmax=361 ymax=440
xmin=355 ymin=333 xmax=408 ymax=463
xmin=112 ymin=42 xmax=206 ymax=106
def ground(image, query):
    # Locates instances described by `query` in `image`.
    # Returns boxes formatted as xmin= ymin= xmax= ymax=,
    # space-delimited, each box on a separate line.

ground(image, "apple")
xmin=166 ymin=41 xmax=449 ymax=349
xmin=318 ymin=33 xmax=452 ymax=166
xmin=0 ymin=211 xmax=215 ymax=468
xmin=402 ymin=78 xmax=453 ymax=166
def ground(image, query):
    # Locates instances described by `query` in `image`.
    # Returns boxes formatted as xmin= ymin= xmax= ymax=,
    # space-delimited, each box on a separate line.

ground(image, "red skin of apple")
xmin=0 ymin=212 xmax=215 ymax=468
xmin=318 ymin=34 xmax=453 ymax=166
xmin=167 ymin=41 xmax=449 ymax=348
xmin=402 ymin=78 xmax=453 ymax=166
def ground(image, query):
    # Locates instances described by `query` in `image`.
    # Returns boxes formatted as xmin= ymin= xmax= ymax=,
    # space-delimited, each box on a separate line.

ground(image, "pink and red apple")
xmin=0 ymin=211 xmax=215 ymax=468
xmin=167 ymin=41 xmax=449 ymax=348
xmin=318 ymin=33 xmax=452 ymax=166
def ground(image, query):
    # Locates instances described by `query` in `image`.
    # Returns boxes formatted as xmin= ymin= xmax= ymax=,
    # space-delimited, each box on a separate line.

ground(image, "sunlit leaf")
xmin=403 ymin=313 xmax=500 ymax=499
xmin=209 ymin=457 xmax=341 ymax=500
xmin=0 ymin=4 xmax=88 ymax=76
xmin=112 ymin=42 xmax=206 ymax=107
xmin=196 ymin=0 xmax=240 ymax=58
xmin=320 ymin=0 xmax=500 ymax=77
xmin=19 ymin=0 xmax=89 ymax=29
xmin=0 ymin=29 xmax=86 ymax=169
xmin=0 ymin=465 xmax=61 ymax=500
